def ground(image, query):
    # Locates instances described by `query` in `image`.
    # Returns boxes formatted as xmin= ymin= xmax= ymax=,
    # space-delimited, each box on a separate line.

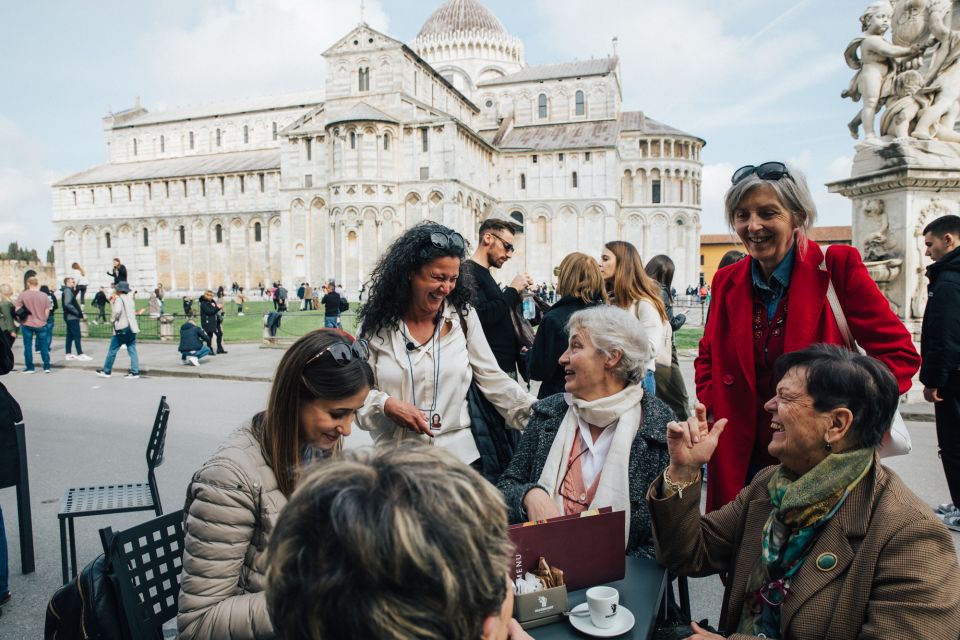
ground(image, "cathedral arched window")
xmin=178 ymin=225 xmax=185 ymax=245
xmin=350 ymin=132 xmax=357 ymax=149
xmin=160 ymin=135 xmax=165 ymax=153
xmin=538 ymin=94 xmax=548 ymax=119
xmin=189 ymin=131 xmax=195 ymax=150
xmin=383 ymin=132 xmax=390 ymax=150
xmin=215 ymin=224 xmax=223 ymax=243
xmin=520 ymin=173 xmax=526 ymax=190
xmin=132 ymin=139 xmax=138 ymax=156
xmin=575 ymin=91 xmax=585 ymax=116
xmin=272 ymin=122 xmax=278 ymax=141
xmin=359 ymin=67 xmax=370 ymax=92
xmin=216 ymin=128 xmax=222 ymax=147
xmin=244 ymin=125 xmax=249 ymax=144
xmin=105 ymin=232 xmax=111 ymax=249
xmin=143 ymin=228 xmax=149 ymax=247
xmin=254 ymin=222 xmax=262 ymax=242
xmin=537 ymin=217 xmax=547 ymax=244
xmin=572 ymin=171 xmax=578 ymax=188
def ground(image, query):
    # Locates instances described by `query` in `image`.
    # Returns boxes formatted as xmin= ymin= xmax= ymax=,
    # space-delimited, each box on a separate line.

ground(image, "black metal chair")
xmin=57 ymin=396 xmax=170 ymax=584
xmin=100 ymin=509 xmax=185 ymax=640
xmin=0 ymin=419 xmax=35 ymax=574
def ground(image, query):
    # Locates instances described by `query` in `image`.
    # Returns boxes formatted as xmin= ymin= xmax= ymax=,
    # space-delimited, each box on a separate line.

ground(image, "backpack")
xmin=45 ymin=554 xmax=125 ymax=640
xmin=339 ymin=296 xmax=349 ymax=312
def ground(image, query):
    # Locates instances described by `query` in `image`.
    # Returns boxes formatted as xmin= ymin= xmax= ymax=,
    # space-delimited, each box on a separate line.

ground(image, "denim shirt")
xmin=751 ymin=244 xmax=797 ymax=320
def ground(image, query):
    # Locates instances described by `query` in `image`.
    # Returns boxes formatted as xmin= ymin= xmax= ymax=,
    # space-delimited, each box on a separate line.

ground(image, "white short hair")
xmin=567 ymin=305 xmax=651 ymax=384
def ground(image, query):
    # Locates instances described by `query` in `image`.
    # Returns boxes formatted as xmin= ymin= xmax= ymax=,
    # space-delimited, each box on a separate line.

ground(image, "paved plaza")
xmin=0 ymin=341 xmax=956 ymax=638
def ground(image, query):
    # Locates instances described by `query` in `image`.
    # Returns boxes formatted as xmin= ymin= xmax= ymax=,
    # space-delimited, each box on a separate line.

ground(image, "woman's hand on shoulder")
xmin=522 ymin=488 xmax=560 ymax=521
xmin=383 ymin=397 xmax=433 ymax=437
xmin=666 ymin=402 xmax=726 ymax=480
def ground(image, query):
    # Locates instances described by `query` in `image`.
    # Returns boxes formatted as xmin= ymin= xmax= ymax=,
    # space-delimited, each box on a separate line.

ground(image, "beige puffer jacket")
xmin=177 ymin=425 xmax=285 ymax=639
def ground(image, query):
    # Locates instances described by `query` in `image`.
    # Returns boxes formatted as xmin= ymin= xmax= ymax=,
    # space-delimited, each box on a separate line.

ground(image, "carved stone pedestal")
xmin=827 ymin=144 xmax=960 ymax=322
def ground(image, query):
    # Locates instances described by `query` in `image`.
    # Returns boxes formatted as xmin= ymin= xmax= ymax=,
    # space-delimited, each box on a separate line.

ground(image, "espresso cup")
xmin=585 ymin=586 xmax=619 ymax=629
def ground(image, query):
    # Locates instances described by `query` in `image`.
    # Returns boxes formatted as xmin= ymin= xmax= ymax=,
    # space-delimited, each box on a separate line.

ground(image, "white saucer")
xmin=567 ymin=602 xmax=636 ymax=637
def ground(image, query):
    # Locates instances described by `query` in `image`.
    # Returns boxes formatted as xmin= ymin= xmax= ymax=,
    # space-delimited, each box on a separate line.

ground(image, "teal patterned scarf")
xmin=737 ymin=448 xmax=874 ymax=638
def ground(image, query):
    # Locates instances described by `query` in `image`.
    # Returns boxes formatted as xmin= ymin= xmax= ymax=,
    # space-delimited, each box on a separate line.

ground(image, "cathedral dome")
xmin=417 ymin=0 xmax=508 ymax=39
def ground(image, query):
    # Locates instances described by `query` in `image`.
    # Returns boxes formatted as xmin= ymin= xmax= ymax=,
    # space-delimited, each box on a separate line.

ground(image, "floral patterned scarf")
xmin=737 ymin=448 xmax=874 ymax=638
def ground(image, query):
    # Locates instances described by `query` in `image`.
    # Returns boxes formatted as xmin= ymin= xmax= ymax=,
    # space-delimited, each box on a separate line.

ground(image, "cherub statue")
xmin=879 ymin=69 xmax=928 ymax=138
xmin=911 ymin=0 xmax=960 ymax=140
xmin=843 ymin=1 xmax=924 ymax=139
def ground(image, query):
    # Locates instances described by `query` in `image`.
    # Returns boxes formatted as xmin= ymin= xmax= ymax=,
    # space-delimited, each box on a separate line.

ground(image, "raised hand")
xmin=666 ymin=402 xmax=727 ymax=481
xmin=383 ymin=397 xmax=434 ymax=438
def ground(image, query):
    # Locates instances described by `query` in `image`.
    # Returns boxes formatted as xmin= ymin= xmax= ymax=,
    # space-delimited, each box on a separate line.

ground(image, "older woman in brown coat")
xmin=648 ymin=344 xmax=960 ymax=639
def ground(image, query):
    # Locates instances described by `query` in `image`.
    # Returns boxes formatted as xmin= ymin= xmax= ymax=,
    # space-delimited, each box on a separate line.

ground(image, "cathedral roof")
xmin=326 ymin=103 xmax=399 ymax=127
xmin=53 ymin=149 xmax=280 ymax=187
xmin=481 ymin=120 xmax=620 ymax=151
xmin=477 ymin=57 xmax=618 ymax=87
xmin=620 ymin=111 xmax=702 ymax=141
xmin=417 ymin=0 xmax=508 ymax=39
xmin=111 ymin=91 xmax=326 ymax=128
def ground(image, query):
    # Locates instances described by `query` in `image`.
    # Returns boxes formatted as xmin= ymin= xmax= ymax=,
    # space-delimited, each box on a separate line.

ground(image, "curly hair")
xmin=358 ymin=222 xmax=476 ymax=340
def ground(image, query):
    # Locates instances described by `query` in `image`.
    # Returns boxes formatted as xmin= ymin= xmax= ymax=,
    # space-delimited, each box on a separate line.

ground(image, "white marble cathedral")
xmin=51 ymin=0 xmax=704 ymax=294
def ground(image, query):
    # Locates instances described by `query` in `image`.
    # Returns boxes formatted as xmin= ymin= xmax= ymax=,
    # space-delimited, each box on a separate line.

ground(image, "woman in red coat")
xmin=696 ymin=162 xmax=920 ymax=512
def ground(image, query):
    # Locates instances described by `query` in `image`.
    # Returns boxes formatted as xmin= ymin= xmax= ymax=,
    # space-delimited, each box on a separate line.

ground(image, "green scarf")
xmin=737 ymin=448 xmax=874 ymax=638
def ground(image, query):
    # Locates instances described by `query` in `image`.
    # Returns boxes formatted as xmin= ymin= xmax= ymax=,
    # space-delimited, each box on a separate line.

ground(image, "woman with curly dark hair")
xmin=356 ymin=222 xmax=534 ymax=477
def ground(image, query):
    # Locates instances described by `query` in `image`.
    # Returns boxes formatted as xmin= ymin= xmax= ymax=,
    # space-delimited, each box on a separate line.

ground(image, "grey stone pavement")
xmin=0 ymin=338 xmax=954 ymax=638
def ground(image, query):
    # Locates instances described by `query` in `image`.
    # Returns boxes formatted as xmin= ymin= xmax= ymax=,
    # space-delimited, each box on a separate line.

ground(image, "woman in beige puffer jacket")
xmin=177 ymin=330 xmax=373 ymax=639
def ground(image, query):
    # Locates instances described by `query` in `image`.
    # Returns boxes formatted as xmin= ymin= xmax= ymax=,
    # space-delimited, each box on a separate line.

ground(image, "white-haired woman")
xmin=497 ymin=306 xmax=672 ymax=558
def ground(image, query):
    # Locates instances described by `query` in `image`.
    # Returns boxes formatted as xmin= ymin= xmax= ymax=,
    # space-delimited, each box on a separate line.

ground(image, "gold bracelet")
xmin=663 ymin=467 xmax=701 ymax=499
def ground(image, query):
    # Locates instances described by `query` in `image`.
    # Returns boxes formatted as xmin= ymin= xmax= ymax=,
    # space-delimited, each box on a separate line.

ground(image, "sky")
xmin=0 ymin=0 xmax=872 ymax=254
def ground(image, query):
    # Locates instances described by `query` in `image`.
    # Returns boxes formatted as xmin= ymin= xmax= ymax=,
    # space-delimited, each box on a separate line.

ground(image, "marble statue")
xmin=843 ymin=0 xmax=960 ymax=144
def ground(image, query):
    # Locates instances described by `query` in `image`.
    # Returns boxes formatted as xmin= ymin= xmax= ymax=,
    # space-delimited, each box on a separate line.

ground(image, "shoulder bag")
xmin=820 ymin=248 xmax=911 ymax=458
xmin=112 ymin=297 xmax=136 ymax=346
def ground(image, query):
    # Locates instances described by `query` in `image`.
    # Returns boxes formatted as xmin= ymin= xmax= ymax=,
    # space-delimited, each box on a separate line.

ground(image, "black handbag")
xmin=14 ymin=305 xmax=29 ymax=323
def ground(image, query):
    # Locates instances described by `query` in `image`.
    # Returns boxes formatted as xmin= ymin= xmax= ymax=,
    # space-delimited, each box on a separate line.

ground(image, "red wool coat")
xmin=695 ymin=240 xmax=920 ymax=512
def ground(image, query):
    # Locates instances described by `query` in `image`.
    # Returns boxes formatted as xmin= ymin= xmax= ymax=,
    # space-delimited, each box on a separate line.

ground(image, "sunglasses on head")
xmin=429 ymin=230 xmax=465 ymax=253
xmin=731 ymin=162 xmax=791 ymax=185
xmin=305 ymin=339 xmax=370 ymax=367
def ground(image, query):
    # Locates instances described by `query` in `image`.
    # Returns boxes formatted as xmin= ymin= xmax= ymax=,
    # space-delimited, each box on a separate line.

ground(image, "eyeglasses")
xmin=731 ymin=162 xmax=791 ymax=185
xmin=488 ymin=232 xmax=515 ymax=254
xmin=430 ymin=230 xmax=465 ymax=253
xmin=305 ymin=339 xmax=370 ymax=367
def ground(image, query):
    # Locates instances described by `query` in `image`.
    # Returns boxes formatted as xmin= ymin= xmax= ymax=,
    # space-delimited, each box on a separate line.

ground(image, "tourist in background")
xmin=0 ymin=285 xmax=16 ymax=350
xmin=199 ymin=291 xmax=225 ymax=354
xmin=91 ymin=287 xmax=108 ymax=324
xmin=650 ymin=345 xmax=960 ymax=638
xmin=147 ymin=289 xmax=161 ymax=317
xmin=39 ymin=285 xmax=57 ymax=352
xmin=356 ymin=223 xmax=534 ymax=480
xmin=645 ymin=254 xmax=690 ymax=420
xmin=599 ymin=240 xmax=667 ymax=396
xmin=499 ymin=306 xmax=671 ymax=559
xmin=178 ymin=330 xmax=372 ymax=640
xmin=15 ymin=278 xmax=50 ymax=373
xmin=70 ymin=262 xmax=88 ymax=305
xmin=303 ymin=283 xmax=314 ymax=311
xmin=697 ymin=162 xmax=920 ymax=512
xmin=178 ymin=318 xmax=212 ymax=366
xmin=61 ymin=277 xmax=90 ymax=362
xmin=96 ymin=281 xmax=140 ymax=379
xmin=156 ymin=282 xmax=165 ymax=315
xmin=266 ymin=445 xmax=533 ymax=640
xmin=320 ymin=283 xmax=341 ymax=329
xmin=311 ymin=284 xmax=320 ymax=312
xmin=527 ymin=252 xmax=606 ymax=399
xmin=236 ymin=287 xmax=246 ymax=316
xmin=107 ymin=258 xmax=126 ymax=285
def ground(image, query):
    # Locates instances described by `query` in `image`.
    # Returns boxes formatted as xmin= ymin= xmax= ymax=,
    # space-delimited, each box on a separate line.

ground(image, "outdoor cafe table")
xmin=532 ymin=556 xmax=668 ymax=639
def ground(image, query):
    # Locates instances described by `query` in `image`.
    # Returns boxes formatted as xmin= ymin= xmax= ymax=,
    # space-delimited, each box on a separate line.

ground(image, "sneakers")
xmin=936 ymin=503 xmax=957 ymax=516
xmin=76 ymin=354 xmax=93 ymax=361
xmin=65 ymin=354 xmax=77 ymax=361
xmin=96 ymin=370 xmax=111 ymax=378
xmin=22 ymin=369 xmax=35 ymax=374
xmin=124 ymin=373 xmax=140 ymax=379
xmin=945 ymin=515 xmax=960 ymax=533
xmin=43 ymin=369 xmax=51 ymax=374
xmin=181 ymin=358 xmax=189 ymax=365
xmin=188 ymin=356 xmax=200 ymax=367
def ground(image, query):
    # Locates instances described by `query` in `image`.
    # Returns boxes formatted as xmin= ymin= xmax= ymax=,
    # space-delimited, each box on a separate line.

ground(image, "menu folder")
xmin=508 ymin=507 xmax=626 ymax=591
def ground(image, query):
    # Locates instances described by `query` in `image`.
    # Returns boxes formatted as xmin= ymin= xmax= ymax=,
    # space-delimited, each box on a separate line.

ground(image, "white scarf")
xmin=536 ymin=383 xmax=644 ymax=546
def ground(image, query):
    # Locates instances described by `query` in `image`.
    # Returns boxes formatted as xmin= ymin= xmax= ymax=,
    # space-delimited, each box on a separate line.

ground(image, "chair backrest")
xmin=99 ymin=509 xmax=185 ymax=640
xmin=145 ymin=396 xmax=170 ymax=473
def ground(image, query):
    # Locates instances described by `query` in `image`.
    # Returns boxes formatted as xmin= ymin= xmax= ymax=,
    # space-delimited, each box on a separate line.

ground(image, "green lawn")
xmin=674 ymin=326 xmax=704 ymax=351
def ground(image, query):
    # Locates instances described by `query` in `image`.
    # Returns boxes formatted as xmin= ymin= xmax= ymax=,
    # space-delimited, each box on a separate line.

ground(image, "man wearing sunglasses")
xmin=466 ymin=219 xmax=534 ymax=378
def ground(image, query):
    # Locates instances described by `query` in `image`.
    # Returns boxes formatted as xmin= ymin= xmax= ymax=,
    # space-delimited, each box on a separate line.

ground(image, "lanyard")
xmin=402 ymin=317 xmax=442 ymax=413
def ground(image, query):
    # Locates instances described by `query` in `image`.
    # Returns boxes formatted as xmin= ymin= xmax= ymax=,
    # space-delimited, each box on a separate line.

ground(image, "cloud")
xmin=826 ymin=154 xmax=853 ymax=181
xmin=0 ymin=115 xmax=57 ymax=252
xmin=700 ymin=162 xmax=735 ymax=232
xmin=141 ymin=0 xmax=390 ymax=106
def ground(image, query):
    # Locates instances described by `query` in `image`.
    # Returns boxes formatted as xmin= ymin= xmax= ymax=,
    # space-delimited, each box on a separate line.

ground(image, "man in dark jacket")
xmin=320 ymin=284 xmax=341 ymax=328
xmin=464 ymin=219 xmax=532 ymax=378
xmin=61 ymin=277 xmax=90 ymax=361
xmin=178 ymin=318 xmax=211 ymax=366
xmin=91 ymin=287 xmax=108 ymax=324
xmin=921 ymin=214 xmax=960 ymax=526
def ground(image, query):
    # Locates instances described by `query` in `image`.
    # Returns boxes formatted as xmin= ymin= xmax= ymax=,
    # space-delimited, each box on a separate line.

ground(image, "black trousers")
xmin=936 ymin=372 xmax=960 ymax=506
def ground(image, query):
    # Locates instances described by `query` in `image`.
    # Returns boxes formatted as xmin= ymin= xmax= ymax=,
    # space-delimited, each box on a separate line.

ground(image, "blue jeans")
xmin=0 ymin=504 xmax=8 ymax=595
xmin=102 ymin=334 xmax=139 ymax=375
xmin=21 ymin=325 xmax=50 ymax=371
xmin=324 ymin=316 xmax=339 ymax=328
xmin=181 ymin=345 xmax=212 ymax=361
xmin=642 ymin=369 xmax=656 ymax=396
xmin=65 ymin=318 xmax=83 ymax=354
xmin=45 ymin=318 xmax=54 ymax=351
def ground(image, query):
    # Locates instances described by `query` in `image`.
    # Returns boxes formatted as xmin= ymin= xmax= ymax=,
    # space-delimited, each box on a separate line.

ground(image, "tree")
xmin=46 ymin=246 xmax=54 ymax=263
xmin=0 ymin=241 xmax=42 ymax=262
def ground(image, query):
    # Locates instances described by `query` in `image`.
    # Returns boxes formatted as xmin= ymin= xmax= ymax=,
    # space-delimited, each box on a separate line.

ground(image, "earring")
xmin=824 ymin=442 xmax=833 ymax=452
